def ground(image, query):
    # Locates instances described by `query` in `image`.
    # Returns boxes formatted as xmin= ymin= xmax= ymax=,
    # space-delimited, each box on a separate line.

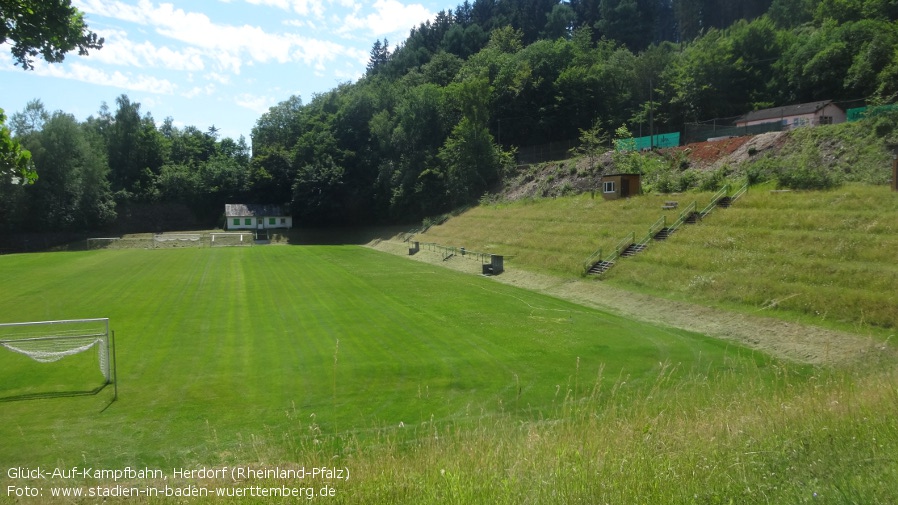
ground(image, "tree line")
xmin=0 ymin=97 xmax=253 ymax=233
xmin=3 ymin=0 xmax=898 ymax=233
xmin=253 ymin=0 xmax=897 ymax=225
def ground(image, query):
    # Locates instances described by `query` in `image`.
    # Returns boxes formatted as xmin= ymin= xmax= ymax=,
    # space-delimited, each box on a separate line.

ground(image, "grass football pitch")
xmin=0 ymin=245 xmax=776 ymax=469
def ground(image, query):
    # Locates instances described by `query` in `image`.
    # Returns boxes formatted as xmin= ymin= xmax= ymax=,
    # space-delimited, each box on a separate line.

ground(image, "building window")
xmin=280 ymin=218 xmax=286 ymax=224
xmin=269 ymin=217 xmax=276 ymax=225
xmin=233 ymin=218 xmax=240 ymax=226
xmin=245 ymin=218 xmax=252 ymax=225
xmin=819 ymin=115 xmax=833 ymax=125
xmin=603 ymin=181 xmax=616 ymax=193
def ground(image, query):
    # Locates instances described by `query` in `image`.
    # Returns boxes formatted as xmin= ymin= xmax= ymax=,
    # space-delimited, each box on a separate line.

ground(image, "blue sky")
xmin=1 ymin=0 xmax=455 ymax=142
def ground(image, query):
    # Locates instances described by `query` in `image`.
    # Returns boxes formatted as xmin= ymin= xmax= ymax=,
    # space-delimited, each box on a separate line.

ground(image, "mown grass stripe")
xmin=0 ymin=245 xmax=777 ymax=468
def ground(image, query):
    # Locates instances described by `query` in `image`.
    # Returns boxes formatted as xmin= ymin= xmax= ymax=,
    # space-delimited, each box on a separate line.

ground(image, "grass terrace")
xmin=421 ymin=192 xmax=716 ymax=276
xmin=420 ymin=183 xmax=898 ymax=333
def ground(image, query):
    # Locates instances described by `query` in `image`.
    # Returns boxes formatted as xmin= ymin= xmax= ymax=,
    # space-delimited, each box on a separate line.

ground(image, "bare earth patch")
xmin=370 ymin=238 xmax=889 ymax=366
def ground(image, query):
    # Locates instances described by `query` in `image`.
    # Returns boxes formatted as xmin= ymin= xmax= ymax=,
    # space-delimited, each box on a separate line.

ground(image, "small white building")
xmin=225 ymin=204 xmax=292 ymax=231
xmin=736 ymin=100 xmax=846 ymax=130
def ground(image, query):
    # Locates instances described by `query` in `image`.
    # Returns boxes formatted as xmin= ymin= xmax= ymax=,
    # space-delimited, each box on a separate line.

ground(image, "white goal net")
xmin=154 ymin=233 xmax=203 ymax=248
xmin=0 ymin=318 xmax=112 ymax=383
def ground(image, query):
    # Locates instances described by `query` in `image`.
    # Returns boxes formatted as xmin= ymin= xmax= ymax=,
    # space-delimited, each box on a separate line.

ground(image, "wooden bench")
xmin=662 ymin=201 xmax=679 ymax=210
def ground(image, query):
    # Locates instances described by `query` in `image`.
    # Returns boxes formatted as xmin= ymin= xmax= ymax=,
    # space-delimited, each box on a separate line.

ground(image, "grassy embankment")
xmin=421 ymin=183 xmax=898 ymax=333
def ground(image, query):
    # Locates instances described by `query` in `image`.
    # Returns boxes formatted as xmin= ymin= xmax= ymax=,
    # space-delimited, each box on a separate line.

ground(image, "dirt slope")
xmin=672 ymin=131 xmax=788 ymax=170
xmin=500 ymin=132 xmax=790 ymax=200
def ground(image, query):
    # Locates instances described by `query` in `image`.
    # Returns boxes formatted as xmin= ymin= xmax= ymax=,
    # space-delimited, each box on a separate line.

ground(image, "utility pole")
xmin=649 ymin=78 xmax=654 ymax=150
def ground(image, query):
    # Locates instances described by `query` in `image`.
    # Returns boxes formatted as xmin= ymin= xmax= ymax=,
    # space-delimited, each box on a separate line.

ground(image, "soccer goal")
xmin=210 ymin=232 xmax=254 ymax=247
xmin=0 ymin=318 xmax=117 ymax=401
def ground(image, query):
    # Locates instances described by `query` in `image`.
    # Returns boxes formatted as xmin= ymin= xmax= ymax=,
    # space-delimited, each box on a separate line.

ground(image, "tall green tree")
xmin=440 ymin=77 xmax=510 ymax=205
xmin=104 ymin=95 xmax=164 ymax=200
xmin=542 ymin=3 xmax=578 ymax=40
xmin=597 ymin=0 xmax=656 ymax=51
xmin=0 ymin=108 xmax=35 ymax=185
xmin=21 ymin=111 xmax=115 ymax=230
xmin=9 ymin=99 xmax=49 ymax=137
xmin=366 ymin=39 xmax=390 ymax=75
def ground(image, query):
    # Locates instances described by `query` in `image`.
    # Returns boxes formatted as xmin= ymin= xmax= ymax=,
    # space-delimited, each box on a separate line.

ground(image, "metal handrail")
xmin=668 ymin=200 xmax=697 ymax=235
xmin=583 ymin=248 xmax=603 ymax=273
xmin=401 ymin=228 xmax=420 ymax=242
xmin=639 ymin=215 xmax=667 ymax=247
xmin=700 ymin=184 xmax=730 ymax=216
xmin=603 ymin=231 xmax=635 ymax=264
xmin=421 ymin=242 xmax=495 ymax=264
xmin=730 ymin=180 xmax=749 ymax=202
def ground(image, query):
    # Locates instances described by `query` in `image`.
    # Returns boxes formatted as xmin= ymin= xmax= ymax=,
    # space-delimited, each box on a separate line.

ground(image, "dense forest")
xmin=2 ymin=0 xmax=897 ymax=234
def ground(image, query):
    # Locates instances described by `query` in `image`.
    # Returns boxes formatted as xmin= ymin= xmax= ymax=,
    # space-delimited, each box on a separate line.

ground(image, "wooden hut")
xmin=601 ymin=174 xmax=641 ymax=200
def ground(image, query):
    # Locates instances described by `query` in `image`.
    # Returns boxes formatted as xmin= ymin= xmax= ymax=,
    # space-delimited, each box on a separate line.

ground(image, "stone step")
xmin=587 ymin=260 xmax=615 ymax=275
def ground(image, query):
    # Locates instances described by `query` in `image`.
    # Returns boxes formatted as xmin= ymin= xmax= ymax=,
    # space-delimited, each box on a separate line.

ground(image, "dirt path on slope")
xmin=369 ymin=239 xmax=891 ymax=366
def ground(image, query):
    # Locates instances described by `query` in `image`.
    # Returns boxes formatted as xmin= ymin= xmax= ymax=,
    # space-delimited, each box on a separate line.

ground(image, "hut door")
xmin=621 ymin=178 xmax=630 ymax=197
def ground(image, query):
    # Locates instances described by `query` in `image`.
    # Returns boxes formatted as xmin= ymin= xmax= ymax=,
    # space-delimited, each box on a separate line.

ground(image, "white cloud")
xmin=339 ymin=0 xmax=432 ymax=37
xmin=75 ymin=0 xmax=364 ymax=75
xmin=244 ymin=0 xmax=326 ymax=17
xmin=332 ymin=67 xmax=362 ymax=82
xmin=87 ymin=29 xmax=206 ymax=71
xmin=35 ymin=60 xmax=177 ymax=94
xmin=183 ymin=84 xmax=217 ymax=99
xmin=206 ymin=72 xmax=231 ymax=85
xmin=234 ymin=93 xmax=276 ymax=113
xmin=139 ymin=95 xmax=163 ymax=109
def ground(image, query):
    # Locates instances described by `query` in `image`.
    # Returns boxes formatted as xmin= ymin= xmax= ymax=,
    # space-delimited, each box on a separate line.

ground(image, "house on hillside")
xmin=736 ymin=100 xmax=846 ymax=130
xmin=601 ymin=174 xmax=641 ymax=200
xmin=225 ymin=204 xmax=292 ymax=231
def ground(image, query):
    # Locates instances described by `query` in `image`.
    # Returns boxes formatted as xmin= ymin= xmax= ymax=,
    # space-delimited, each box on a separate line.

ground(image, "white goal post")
xmin=210 ymin=232 xmax=254 ymax=247
xmin=0 ymin=318 xmax=117 ymax=397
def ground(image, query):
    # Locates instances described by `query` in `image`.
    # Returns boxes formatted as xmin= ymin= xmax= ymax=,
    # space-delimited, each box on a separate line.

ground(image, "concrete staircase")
xmin=587 ymin=260 xmax=615 ymax=275
xmin=584 ymin=181 xmax=749 ymax=277
xmin=621 ymin=243 xmax=648 ymax=257
xmin=653 ymin=227 xmax=673 ymax=240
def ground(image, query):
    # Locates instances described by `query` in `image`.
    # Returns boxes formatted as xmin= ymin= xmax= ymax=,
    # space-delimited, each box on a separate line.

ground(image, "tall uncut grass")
xmin=212 ymin=358 xmax=898 ymax=504
xmin=422 ymin=192 xmax=718 ymax=276
xmin=422 ymin=183 xmax=898 ymax=331
xmin=615 ymin=183 xmax=898 ymax=330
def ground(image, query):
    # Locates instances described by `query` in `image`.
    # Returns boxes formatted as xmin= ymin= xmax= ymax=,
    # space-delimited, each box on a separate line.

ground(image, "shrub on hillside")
xmin=776 ymin=162 xmax=842 ymax=190
xmin=775 ymin=142 xmax=843 ymax=190
xmin=697 ymin=165 xmax=730 ymax=191
xmin=744 ymin=157 xmax=776 ymax=185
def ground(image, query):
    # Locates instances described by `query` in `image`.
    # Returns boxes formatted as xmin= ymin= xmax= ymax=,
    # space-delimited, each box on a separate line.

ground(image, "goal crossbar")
xmin=0 ymin=318 xmax=114 ymax=384
xmin=0 ymin=317 xmax=109 ymax=328
xmin=0 ymin=332 xmax=106 ymax=343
